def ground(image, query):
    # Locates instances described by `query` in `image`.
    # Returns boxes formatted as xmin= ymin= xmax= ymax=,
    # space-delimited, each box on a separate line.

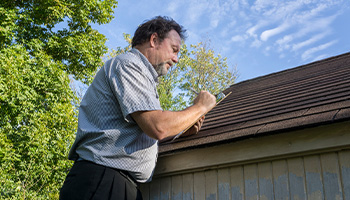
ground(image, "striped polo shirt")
xmin=68 ymin=48 xmax=162 ymax=183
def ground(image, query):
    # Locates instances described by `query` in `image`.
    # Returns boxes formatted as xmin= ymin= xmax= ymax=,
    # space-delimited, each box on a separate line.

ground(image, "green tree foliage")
xmin=0 ymin=45 xmax=76 ymax=199
xmin=0 ymin=0 xmax=117 ymax=198
xmin=1 ymin=0 xmax=117 ymax=84
xmin=177 ymin=41 xmax=237 ymax=105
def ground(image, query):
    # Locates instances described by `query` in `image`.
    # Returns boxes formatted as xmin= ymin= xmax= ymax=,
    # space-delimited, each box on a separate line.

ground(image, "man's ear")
xmin=150 ymin=33 xmax=159 ymax=48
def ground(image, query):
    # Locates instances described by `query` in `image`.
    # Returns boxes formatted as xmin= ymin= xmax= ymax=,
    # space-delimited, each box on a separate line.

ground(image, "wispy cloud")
xmin=312 ymin=54 xmax=329 ymax=62
xmin=231 ymin=35 xmax=247 ymax=43
xmin=246 ymin=21 xmax=269 ymax=38
xmin=167 ymin=1 xmax=181 ymax=18
xmin=292 ymin=31 xmax=331 ymax=51
xmin=156 ymin=0 xmax=346 ymax=64
xmin=248 ymin=1 xmax=334 ymax=40
xmin=184 ymin=1 xmax=209 ymax=27
xmin=302 ymin=40 xmax=338 ymax=61
xmin=232 ymin=0 xmax=345 ymax=62
xmin=275 ymin=13 xmax=338 ymax=52
xmin=260 ymin=22 xmax=290 ymax=41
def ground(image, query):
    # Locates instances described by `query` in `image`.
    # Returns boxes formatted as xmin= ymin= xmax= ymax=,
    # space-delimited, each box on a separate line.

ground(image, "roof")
xmin=159 ymin=52 xmax=350 ymax=154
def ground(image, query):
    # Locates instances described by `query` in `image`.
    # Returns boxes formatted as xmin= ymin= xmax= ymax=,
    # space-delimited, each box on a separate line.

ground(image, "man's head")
xmin=132 ymin=16 xmax=187 ymax=76
xmin=132 ymin=16 xmax=186 ymax=48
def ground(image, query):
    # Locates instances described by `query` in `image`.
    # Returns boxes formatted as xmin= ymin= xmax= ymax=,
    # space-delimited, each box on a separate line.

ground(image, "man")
xmin=60 ymin=16 xmax=216 ymax=200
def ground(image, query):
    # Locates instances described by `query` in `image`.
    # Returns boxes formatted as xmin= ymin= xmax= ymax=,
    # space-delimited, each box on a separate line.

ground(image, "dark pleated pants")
xmin=59 ymin=160 xmax=143 ymax=200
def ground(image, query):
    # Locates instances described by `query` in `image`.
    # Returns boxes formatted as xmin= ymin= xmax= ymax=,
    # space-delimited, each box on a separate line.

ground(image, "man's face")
xmin=152 ymin=30 xmax=181 ymax=76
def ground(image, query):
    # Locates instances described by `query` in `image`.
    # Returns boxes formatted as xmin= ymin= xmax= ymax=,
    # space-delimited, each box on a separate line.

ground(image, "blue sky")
xmin=93 ymin=0 xmax=350 ymax=83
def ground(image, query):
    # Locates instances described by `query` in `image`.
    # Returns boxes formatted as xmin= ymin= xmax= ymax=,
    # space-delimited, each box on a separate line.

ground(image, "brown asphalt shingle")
xmin=159 ymin=52 xmax=350 ymax=154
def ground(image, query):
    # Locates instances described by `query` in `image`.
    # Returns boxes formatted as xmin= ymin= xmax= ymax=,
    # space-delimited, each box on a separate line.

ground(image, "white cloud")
xmin=275 ymin=13 xmax=338 ymax=53
xmin=225 ymin=0 xmax=250 ymax=11
xmin=276 ymin=35 xmax=293 ymax=51
xmin=302 ymin=40 xmax=337 ymax=61
xmin=209 ymin=7 xmax=222 ymax=29
xmin=260 ymin=23 xmax=290 ymax=41
xmin=292 ymin=31 xmax=330 ymax=51
xmin=154 ymin=0 xmax=346 ymax=65
xmin=246 ymin=20 xmax=269 ymax=38
xmin=186 ymin=29 xmax=201 ymax=45
xmin=231 ymin=35 xmax=246 ymax=42
xmin=167 ymin=1 xmax=181 ymax=18
xmin=244 ymin=1 xmax=342 ymax=47
xmin=252 ymin=0 xmax=279 ymax=12
xmin=183 ymin=1 xmax=209 ymax=26
xmin=312 ymin=54 xmax=329 ymax=62
xmin=107 ymin=29 xmax=118 ymax=39
xmin=251 ymin=38 xmax=263 ymax=48
xmin=220 ymin=20 xmax=237 ymax=38
xmin=210 ymin=18 xmax=220 ymax=28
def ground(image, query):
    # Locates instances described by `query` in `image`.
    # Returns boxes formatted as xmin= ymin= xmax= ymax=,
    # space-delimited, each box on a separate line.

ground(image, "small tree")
xmin=177 ymin=41 xmax=237 ymax=105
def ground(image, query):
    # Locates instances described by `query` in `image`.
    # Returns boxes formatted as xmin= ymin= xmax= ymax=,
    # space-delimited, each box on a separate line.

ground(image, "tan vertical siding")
xmin=304 ymin=155 xmax=324 ymax=199
xmin=172 ymin=175 xmax=183 ymax=200
xmin=339 ymin=150 xmax=350 ymax=200
xmin=183 ymin=173 xmax=194 ymax=200
xmin=150 ymin=178 xmax=160 ymax=200
xmin=205 ymin=170 xmax=218 ymax=200
xmin=272 ymin=160 xmax=289 ymax=200
xmin=287 ymin=157 xmax=307 ymax=200
xmin=230 ymin=166 xmax=244 ymax=200
xmin=320 ymin=153 xmax=343 ymax=200
xmin=244 ymin=164 xmax=258 ymax=200
xmin=141 ymin=150 xmax=350 ymax=200
xmin=160 ymin=177 xmax=171 ymax=200
xmin=218 ymin=168 xmax=230 ymax=200
xmin=258 ymin=162 xmax=274 ymax=200
xmin=194 ymin=171 xmax=206 ymax=200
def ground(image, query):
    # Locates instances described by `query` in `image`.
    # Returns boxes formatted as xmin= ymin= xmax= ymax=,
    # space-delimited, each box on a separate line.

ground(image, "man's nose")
xmin=172 ymin=54 xmax=178 ymax=63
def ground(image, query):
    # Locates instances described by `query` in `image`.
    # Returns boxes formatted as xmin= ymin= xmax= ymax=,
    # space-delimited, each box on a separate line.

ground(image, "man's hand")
xmin=180 ymin=116 xmax=205 ymax=137
xmin=193 ymin=91 xmax=217 ymax=110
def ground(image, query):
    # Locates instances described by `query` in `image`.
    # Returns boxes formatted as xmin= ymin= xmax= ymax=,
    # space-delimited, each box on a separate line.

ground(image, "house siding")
xmin=141 ymin=121 xmax=350 ymax=200
xmin=141 ymin=150 xmax=350 ymax=200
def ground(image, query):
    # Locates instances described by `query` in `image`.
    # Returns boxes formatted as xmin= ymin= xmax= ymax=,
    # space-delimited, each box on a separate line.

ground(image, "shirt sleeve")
xmin=106 ymin=58 xmax=162 ymax=122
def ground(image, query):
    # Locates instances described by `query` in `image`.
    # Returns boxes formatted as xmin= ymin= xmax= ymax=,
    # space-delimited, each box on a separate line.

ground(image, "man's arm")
xmin=131 ymin=91 xmax=216 ymax=140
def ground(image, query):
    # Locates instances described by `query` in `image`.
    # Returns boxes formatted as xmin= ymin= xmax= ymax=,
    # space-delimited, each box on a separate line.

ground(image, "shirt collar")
xmin=130 ymin=48 xmax=159 ymax=83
